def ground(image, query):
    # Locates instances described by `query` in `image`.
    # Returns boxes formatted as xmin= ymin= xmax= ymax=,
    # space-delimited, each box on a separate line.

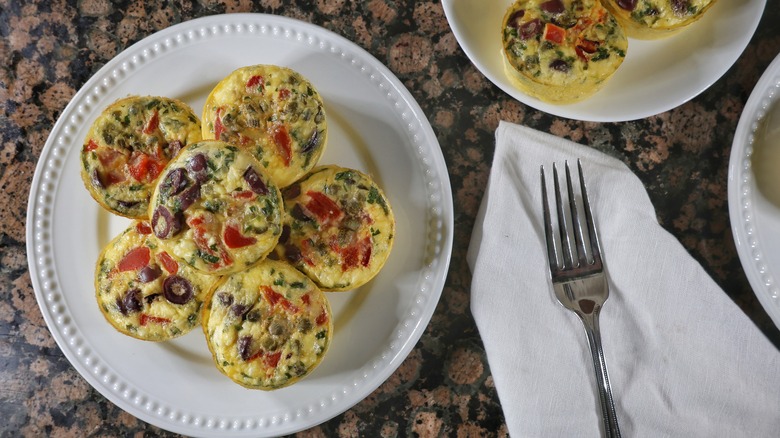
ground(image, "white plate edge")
xmin=441 ymin=0 xmax=768 ymax=122
xmin=727 ymin=52 xmax=780 ymax=329
xmin=25 ymin=13 xmax=455 ymax=437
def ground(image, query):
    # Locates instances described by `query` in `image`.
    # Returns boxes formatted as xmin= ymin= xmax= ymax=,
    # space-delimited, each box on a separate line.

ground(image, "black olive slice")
xmin=177 ymin=183 xmax=201 ymax=211
xmin=540 ymin=0 xmax=564 ymax=13
xmin=282 ymin=183 xmax=301 ymax=199
xmin=187 ymin=153 xmax=208 ymax=183
xmin=118 ymin=288 xmax=143 ymax=315
xmin=238 ymin=335 xmax=253 ymax=361
xmin=301 ymin=130 xmax=320 ymax=154
xmin=230 ymin=303 xmax=249 ymax=319
xmin=279 ymin=225 xmax=291 ymax=244
xmin=290 ymin=204 xmax=311 ymax=222
xmin=243 ymin=167 xmax=268 ymax=195
xmin=218 ymin=292 xmax=234 ymax=307
xmin=152 ymin=205 xmax=182 ymax=239
xmin=284 ymin=244 xmax=302 ymax=264
xmin=163 ymin=275 xmax=194 ymax=305
xmin=116 ymin=199 xmax=140 ymax=210
xmin=138 ymin=264 xmax=162 ymax=283
xmin=91 ymin=169 xmax=105 ymax=189
xmin=160 ymin=168 xmax=189 ymax=197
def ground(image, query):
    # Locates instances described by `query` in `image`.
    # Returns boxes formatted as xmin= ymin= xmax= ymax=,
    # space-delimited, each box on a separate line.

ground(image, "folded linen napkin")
xmin=468 ymin=121 xmax=780 ymax=437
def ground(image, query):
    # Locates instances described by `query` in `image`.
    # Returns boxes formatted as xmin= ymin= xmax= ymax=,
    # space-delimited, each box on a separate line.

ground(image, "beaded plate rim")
xmin=26 ymin=13 xmax=453 ymax=436
xmin=728 ymin=52 xmax=780 ymax=329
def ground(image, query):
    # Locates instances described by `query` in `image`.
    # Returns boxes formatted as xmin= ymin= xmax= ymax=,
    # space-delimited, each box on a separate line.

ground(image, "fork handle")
xmin=580 ymin=310 xmax=621 ymax=438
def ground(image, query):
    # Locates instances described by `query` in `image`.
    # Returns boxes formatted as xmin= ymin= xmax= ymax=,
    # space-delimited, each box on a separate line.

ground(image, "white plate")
xmin=442 ymin=0 xmax=766 ymax=122
xmin=26 ymin=13 xmax=453 ymax=437
xmin=729 ymin=53 xmax=780 ymax=329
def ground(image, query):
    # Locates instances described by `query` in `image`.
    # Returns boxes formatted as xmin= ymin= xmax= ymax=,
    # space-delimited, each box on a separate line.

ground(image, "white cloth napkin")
xmin=468 ymin=121 xmax=780 ymax=437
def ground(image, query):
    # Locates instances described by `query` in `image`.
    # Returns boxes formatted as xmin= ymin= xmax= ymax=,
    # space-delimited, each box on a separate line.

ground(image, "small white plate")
xmin=26 ymin=13 xmax=453 ymax=436
xmin=443 ymin=0 xmax=766 ymax=122
xmin=729 ymin=52 xmax=780 ymax=329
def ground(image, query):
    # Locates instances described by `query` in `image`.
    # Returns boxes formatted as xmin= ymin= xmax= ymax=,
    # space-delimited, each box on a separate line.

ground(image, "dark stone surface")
xmin=2 ymin=1 xmax=778 ymax=436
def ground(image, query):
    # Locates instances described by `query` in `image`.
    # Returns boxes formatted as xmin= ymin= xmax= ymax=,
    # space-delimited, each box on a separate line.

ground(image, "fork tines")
xmin=541 ymin=160 xmax=603 ymax=279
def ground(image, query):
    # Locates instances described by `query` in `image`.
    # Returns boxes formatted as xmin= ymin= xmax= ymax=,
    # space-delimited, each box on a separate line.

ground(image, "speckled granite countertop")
xmin=2 ymin=1 xmax=779 ymax=436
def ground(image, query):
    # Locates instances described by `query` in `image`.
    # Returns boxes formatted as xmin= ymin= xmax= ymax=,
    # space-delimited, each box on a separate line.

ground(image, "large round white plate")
xmin=728 ymin=52 xmax=780 ymax=329
xmin=26 ymin=13 xmax=453 ymax=437
xmin=443 ymin=0 xmax=766 ymax=122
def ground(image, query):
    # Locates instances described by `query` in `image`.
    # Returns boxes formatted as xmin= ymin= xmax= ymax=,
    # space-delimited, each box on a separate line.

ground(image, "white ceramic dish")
xmin=442 ymin=0 xmax=766 ymax=122
xmin=26 ymin=13 xmax=453 ymax=436
xmin=729 ymin=52 xmax=780 ymax=329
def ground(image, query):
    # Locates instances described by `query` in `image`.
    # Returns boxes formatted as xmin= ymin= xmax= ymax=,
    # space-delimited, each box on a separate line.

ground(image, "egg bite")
xmin=271 ymin=165 xmax=395 ymax=291
xmin=201 ymin=64 xmax=327 ymax=188
xmin=95 ymin=221 xmax=218 ymax=341
xmin=501 ymin=0 xmax=628 ymax=104
xmin=201 ymin=259 xmax=333 ymax=390
xmin=148 ymin=140 xmax=283 ymax=275
xmin=601 ymin=0 xmax=716 ymax=39
xmin=80 ymin=95 xmax=202 ymax=218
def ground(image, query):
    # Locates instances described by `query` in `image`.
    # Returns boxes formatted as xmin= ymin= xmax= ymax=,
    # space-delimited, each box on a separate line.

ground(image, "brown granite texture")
xmin=2 ymin=0 xmax=779 ymax=436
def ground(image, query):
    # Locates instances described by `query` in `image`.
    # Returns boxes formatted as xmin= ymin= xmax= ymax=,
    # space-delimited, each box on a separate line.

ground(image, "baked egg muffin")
xmin=601 ymin=0 xmax=716 ymax=39
xmin=501 ymin=0 xmax=628 ymax=103
xmin=201 ymin=64 xmax=327 ymax=188
xmin=272 ymin=165 xmax=395 ymax=291
xmin=148 ymin=140 xmax=283 ymax=275
xmin=95 ymin=221 xmax=218 ymax=341
xmin=81 ymin=95 xmax=202 ymax=218
xmin=202 ymin=259 xmax=332 ymax=390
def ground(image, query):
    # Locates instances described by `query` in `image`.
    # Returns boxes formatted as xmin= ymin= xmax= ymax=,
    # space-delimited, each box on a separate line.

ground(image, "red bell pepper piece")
xmin=543 ymin=23 xmax=566 ymax=44
xmin=214 ymin=107 xmax=226 ymax=141
xmin=117 ymin=247 xmax=151 ymax=272
xmin=135 ymin=222 xmax=152 ymax=235
xmin=157 ymin=251 xmax=179 ymax=274
xmin=223 ymin=224 xmax=256 ymax=249
xmin=270 ymin=123 xmax=292 ymax=167
xmin=142 ymin=110 xmax=159 ymax=135
xmin=84 ymin=139 xmax=99 ymax=152
xmin=305 ymin=191 xmax=342 ymax=224
xmin=128 ymin=152 xmax=165 ymax=183
xmin=140 ymin=314 xmax=171 ymax=326
xmin=316 ymin=308 xmax=328 ymax=326
xmin=246 ymin=75 xmax=264 ymax=90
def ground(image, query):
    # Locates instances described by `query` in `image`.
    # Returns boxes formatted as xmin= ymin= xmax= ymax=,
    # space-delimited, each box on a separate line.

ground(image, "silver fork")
xmin=540 ymin=160 xmax=621 ymax=438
